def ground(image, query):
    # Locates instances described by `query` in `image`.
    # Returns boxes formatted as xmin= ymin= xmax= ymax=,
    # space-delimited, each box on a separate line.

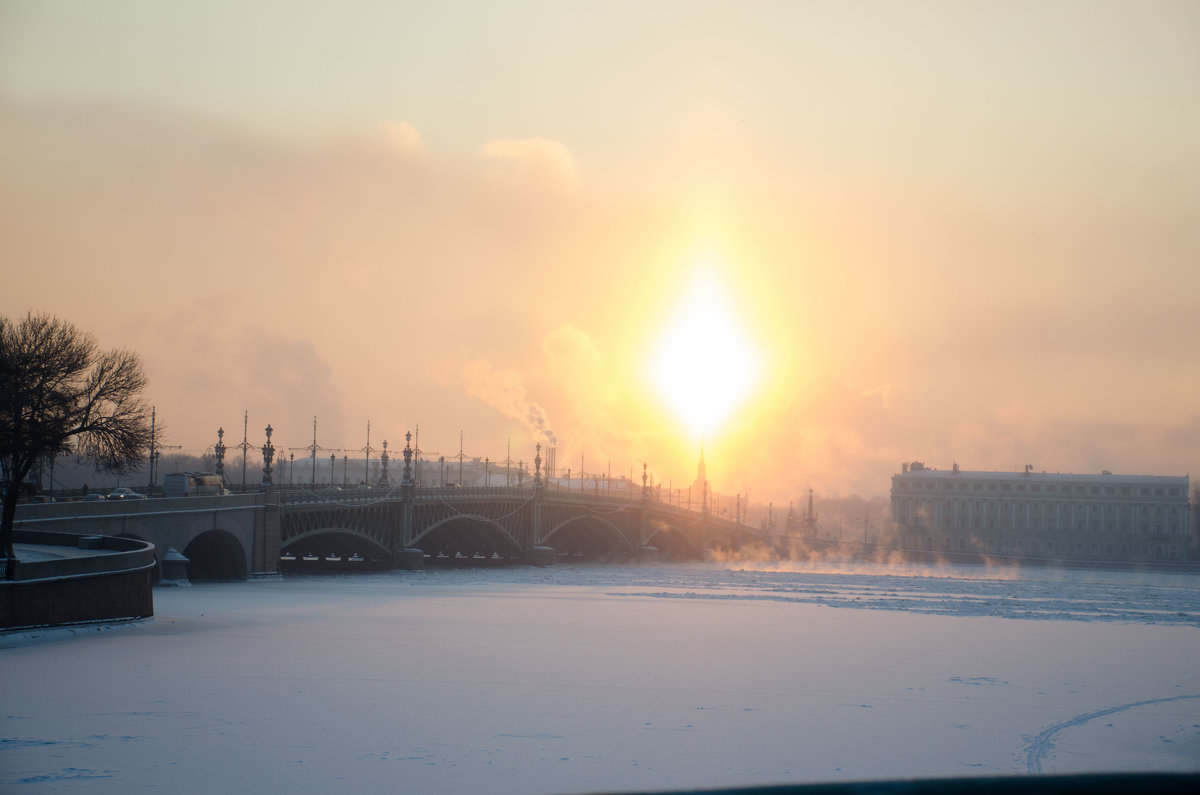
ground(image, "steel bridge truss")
xmin=276 ymin=486 xmax=758 ymax=562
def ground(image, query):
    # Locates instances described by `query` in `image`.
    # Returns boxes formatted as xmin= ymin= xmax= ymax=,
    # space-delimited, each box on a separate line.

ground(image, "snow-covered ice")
xmin=3 ymin=561 xmax=1199 ymax=793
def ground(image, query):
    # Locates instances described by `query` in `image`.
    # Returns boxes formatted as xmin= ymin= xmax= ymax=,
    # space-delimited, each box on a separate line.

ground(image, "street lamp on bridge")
xmin=214 ymin=427 xmax=226 ymax=481
xmin=261 ymin=425 xmax=275 ymax=486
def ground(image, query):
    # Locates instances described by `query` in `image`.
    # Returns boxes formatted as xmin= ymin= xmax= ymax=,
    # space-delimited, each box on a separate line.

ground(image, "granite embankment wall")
xmin=1 ymin=530 xmax=156 ymax=630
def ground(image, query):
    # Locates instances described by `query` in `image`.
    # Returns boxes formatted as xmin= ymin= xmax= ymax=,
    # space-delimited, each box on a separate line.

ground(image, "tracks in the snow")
xmin=1024 ymin=694 xmax=1200 ymax=773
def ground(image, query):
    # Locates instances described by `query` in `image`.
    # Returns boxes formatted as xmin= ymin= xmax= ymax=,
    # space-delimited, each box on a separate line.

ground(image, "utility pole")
xmin=147 ymin=407 xmax=180 ymax=488
xmin=363 ymin=421 xmax=372 ymax=485
xmin=409 ymin=426 xmax=437 ymax=488
xmin=236 ymin=411 xmax=253 ymax=490
xmin=457 ymin=430 xmax=465 ymax=486
xmin=310 ymin=417 xmax=318 ymax=487
xmin=414 ymin=425 xmax=421 ymax=486
xmin=288 ymin=417 xmax=330 ymax=489
xmin=148 ymin=407 xmax=156 ymax=487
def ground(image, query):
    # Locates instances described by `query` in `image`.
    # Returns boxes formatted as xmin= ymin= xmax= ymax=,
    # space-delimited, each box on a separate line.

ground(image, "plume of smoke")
xmin=462 ymin=359 xmax=557 ymax=445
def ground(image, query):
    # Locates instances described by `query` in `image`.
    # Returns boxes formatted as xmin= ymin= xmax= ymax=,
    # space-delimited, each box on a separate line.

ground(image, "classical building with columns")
xmin=890 ymin=462 xmax=1193 ymax=563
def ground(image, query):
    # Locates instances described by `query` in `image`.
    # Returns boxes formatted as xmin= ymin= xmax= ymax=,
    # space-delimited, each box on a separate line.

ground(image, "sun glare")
xmin=648 ymin=268 xmax=762 ymax=437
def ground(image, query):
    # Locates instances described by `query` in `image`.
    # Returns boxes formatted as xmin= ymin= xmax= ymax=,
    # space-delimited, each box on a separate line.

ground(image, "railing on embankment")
xmin=1 ymin=530 xmax=157 ymax=630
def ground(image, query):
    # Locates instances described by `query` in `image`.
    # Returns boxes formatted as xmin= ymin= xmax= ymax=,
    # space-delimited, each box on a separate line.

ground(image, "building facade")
xmin=890 ymin=462 xmax=1193 ymax=563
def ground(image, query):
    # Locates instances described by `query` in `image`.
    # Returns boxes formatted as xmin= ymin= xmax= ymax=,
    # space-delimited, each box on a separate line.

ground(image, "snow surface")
xmin=3 ymin=561 xmax=1199 ymax=793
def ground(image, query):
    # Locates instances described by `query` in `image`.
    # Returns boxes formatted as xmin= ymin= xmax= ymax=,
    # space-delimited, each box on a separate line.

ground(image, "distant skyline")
xmin=2 ymin=1 xmax=1198 ymax=500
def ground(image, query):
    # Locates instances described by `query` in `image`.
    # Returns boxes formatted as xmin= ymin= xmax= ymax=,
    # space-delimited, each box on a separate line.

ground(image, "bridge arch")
xmin=281 ymin=527 xmax=392 ymax=559
xmin=413 ymin=515 xmax=524 ymax=559
xmin=184 ymin=529 xmax=248 ymax=581
xmin=643 ymin=519 xmax=704 ymax=561
xmin=544 ymin=514 xmax=637 ymax=559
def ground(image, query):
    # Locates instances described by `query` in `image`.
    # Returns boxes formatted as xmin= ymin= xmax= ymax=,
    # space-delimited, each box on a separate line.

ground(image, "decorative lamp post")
xmin=402 ymin=431 xmax=413 ymax=486
xmin=261 ymin=424 xmax=275 ymax=486
xmin=330 ymin=453 xmax=336 ymax=485
xmin=214 ymin=427 xmax=226 ymax=479
xmin=534 ymin=444 xmax=542 ymax=489
xmin=485 ymin=457 xmax=490 ymax=487
xmin=439 ymin=456 xmax=445 ymax=487
xmin=289 ymin=452 xmax=294 ymax=485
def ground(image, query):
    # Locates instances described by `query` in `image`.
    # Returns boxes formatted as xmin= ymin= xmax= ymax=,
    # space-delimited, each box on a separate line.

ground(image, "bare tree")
xmin=1 ymin=313 xmax=152 ymax=577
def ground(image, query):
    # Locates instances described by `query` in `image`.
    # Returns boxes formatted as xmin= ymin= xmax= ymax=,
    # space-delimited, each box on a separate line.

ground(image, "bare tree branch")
xmin=1 ymin=313 xmax=152 ymax=572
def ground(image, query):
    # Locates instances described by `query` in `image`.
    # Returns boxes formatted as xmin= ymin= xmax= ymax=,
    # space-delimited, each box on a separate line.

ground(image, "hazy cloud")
xmin=540 ymin=324 xmax=646 ymax=475
xmin=380 ymin=121 xmax=424 ymax=154
xmin=479 ymin=137 xmax=580 ymax=189
xmin=121 ymin=300 xmax=345 ymax=457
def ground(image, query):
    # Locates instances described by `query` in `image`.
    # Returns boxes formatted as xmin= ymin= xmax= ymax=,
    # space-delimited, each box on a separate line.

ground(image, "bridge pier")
xmin=391 ymin=449 xmax=425 ymax=570
xmin=527 ymin=545 xmax=557 ymax=566
xmin=393 ymin=547 xmax=424 ymax=570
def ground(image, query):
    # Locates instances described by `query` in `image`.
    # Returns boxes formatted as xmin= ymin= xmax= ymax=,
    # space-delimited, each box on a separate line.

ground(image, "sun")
xmin=648 ymin=268 xmax=763 ymax=437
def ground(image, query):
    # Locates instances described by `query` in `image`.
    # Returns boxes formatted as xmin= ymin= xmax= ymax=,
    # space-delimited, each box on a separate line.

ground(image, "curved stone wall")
xmin=1 ymin=531 xmax=156 ymax=630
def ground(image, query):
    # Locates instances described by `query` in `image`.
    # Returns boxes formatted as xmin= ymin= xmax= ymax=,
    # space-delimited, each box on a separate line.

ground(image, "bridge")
xmin=278 ymin=482 xmax=762 ymax=568
xmin=13 ymin=492 xmax=280 ymax=581
xmin=12 ymin=481 xmax=766 ymax=580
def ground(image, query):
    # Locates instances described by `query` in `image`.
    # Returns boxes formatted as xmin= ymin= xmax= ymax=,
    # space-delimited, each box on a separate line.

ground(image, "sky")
xmin=2 ymin=0 xmax=1198 ymax=503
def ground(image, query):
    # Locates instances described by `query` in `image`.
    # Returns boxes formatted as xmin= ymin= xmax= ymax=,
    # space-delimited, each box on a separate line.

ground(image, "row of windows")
xmin=896 ymin=480 xmax=1182 ymax=497
xmin=899 ymin=536 xmax=1181 ymax=561
xmin=893 ymin=500 xmax=1188 ymax=527
xmin=897 ymin=499 xmax=1181 ymax=515
xmin=900 ymin=513 xmax=1185 ymax=536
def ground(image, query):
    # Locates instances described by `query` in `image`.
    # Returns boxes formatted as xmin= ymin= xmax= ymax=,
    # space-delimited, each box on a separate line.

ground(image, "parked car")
xmin=81 ymin=493 xmax=106 ymax=502
xmin=106 ymin=487 xmax=147 ymax=500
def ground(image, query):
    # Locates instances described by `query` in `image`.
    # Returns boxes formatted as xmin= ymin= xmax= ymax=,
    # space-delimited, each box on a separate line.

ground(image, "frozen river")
xmin=3 ymin=560 xmax=1199 ymax=793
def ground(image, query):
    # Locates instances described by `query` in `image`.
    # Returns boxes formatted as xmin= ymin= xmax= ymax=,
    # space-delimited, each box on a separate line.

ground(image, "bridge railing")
xmin=275 ymin=486 xmax=404 ymax=506
xmin=418 ymin=486 xmax=535 ymax=501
